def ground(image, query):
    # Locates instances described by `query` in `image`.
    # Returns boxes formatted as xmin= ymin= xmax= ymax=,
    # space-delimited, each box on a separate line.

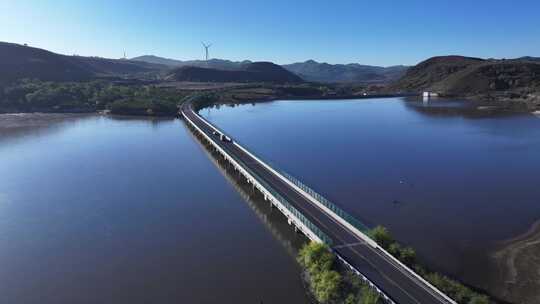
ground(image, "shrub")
xmin=298 ymin=242 xmax=342 ymax=303
xmin=369 ymin=226 xmax=490 ymax=304
xmin=369 ymin=226 xmax=394 ymax=249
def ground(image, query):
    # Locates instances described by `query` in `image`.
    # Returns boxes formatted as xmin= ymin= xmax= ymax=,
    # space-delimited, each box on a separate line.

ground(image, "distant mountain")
xmin=390 ymin=55 xmax=540 ymax=96
xmin=167 ymin=62 xmax=302 ymax=83
xmin=0 ymin=42 xmax=167 ymax=83
xmin=518 ymin=56 xmax=540 ymax=62
xmin=130 ymin=55 xmax=184 ymax=67
xmin=132 ymin=55 xmax=408 ymax=84
xmin=282 ymin=60 xmax=408 ymax=83
xmin=131 ymin=55 xmax=251 ymax=71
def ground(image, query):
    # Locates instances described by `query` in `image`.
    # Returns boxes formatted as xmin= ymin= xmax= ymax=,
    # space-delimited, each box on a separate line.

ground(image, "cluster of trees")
xmin=0 ymin=79 xmax=188 ymax=115
xmin=369 ymin=226 xmax=489 ymax=304
xmin=297 ymin=242 xmax=381 ymax=304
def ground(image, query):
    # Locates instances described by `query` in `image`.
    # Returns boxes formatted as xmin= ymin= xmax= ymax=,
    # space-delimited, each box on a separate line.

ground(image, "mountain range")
xmin=131 ymin=55 xmax=408 ymax=84
xmin=282 ymin=60 xmax=408 ymax=83
xmin=2 ymin=41 xmax=539 ymax=105
xmin=131 ymin=55 xmax=252 ymax=71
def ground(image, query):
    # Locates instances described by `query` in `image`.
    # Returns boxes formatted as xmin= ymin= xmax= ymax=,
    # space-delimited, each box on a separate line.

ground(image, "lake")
xmin=0 ymin=113 xmax=309 ymax=304
xmin=1 ymin=96 xmax=539 ymax=303
xmin=201 ymin=97 xmax=540 ymax=301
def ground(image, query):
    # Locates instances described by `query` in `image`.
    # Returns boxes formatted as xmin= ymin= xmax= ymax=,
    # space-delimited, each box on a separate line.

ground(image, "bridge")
xmin=180 ymin=101 xmax=457 ymax=304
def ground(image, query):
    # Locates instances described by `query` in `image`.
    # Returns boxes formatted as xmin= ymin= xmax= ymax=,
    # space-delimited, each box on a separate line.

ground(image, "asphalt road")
xmin=182 ymin=103 xmax=453 ymax=304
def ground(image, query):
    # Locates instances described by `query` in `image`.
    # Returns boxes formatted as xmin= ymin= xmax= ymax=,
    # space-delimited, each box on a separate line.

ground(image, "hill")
xmin=282 ymin=60 xmax=408 ymax=83
xmin=391 ymin=55 xmax=540 ymax=110
xmin=131 ymin=55 xmax=250 ymax=70
xmin=392 ymin=56 xmax=540 ymax=94
xmin=390 ymin=56 xmax=485 ymax=91
xmin=0 ymin=42 xmax=167 ymax=83
xmin=130 ymin=55 xmax=184 ymax=67
xmin=167 ymin=62 xmax=303 ymax=83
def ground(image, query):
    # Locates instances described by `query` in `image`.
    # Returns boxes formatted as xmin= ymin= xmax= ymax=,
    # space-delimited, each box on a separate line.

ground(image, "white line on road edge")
xmin=182 ymin=110 xmax=324 ymax=245
xmin=188 ymin=106 xmax=457 ymax=304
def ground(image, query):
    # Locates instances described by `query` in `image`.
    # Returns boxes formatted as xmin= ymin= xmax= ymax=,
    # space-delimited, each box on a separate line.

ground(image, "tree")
xmin=344 ymin=293 xmax=357 ymax=304
xmin=468 ymin=295 xmax=489 ymax=304
xmin=360 ymin=285 xmax=380 ymax=304
xmin=298 ymin=242 xmax=335 ymax=273
xmin=388 ymin=242 xmax=402 ymax=257
xmin=298 ymin=242 xmax=342 ymax=303
xmin=312 ymin=270 xmax=341 ymax=303
xmin=369 ymin=226 xmax=394 ymax=249
xmin=400 ymin=246 xmax=417 ymax=267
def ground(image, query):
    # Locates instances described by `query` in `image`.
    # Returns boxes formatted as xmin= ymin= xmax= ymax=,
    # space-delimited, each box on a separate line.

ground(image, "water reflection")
xmin=0 ymin=114 xmax=310 ymax=304
xmin=403 ymin=97 xmax=540 ymax=121
xmin=185 ymin=120 xmax=308 ymax=258
xmin=201 ymin=97 xmax=540 ymax=302
xmin=0 ymin=113 xmax=95 ymax=143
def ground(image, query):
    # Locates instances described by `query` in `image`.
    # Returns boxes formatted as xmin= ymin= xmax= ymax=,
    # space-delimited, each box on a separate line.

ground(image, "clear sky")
xmin=1 ymin=0 xmax=539 ymax=66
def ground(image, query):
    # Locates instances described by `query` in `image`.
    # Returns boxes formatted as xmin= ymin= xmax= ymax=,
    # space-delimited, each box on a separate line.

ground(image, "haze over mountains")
xmin=131 ymin=55 xmax=408 ymax=84
xmin=282 ymin=60 xmax=408 ymax=83
xmin=131 ymin=55 xmax=253 ymax=71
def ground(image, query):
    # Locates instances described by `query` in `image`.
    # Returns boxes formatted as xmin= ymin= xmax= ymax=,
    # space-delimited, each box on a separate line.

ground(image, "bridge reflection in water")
xmin=181 ymin=101 xmax=456 ymax=304
xmin=185 ymin=120 xmax=308 ymax=258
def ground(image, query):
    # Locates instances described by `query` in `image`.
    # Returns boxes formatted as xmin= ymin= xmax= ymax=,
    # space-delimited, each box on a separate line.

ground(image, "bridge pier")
xmin=181 ymin=106 xmax=452 ymax=304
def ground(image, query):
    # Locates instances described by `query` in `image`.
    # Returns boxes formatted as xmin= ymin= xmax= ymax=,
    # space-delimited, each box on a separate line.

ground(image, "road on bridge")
xmin=181 ymin=102 xmax=453 ymax=304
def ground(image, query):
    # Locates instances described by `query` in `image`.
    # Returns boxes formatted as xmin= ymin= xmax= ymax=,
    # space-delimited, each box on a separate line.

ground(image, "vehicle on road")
xmin=220 ymin=134 xmax=232 ymax=142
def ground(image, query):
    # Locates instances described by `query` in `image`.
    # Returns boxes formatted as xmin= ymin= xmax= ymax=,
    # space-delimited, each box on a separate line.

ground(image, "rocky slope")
xmin=391 ymin=55 xmax=540 ymax=111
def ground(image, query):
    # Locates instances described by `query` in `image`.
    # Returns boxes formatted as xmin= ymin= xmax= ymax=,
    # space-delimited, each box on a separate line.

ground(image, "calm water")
xmin=2 ymin=98 xmax=539 ymax=302
xmin=202 ymin=98 xmax=540 ymax=291
xmin=0 ymin=114 xmax=309 ymax=303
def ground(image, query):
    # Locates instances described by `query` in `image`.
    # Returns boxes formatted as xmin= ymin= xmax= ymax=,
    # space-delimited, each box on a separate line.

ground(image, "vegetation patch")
xmin=0 ymin=79 xmax=189 ymax=115
xmin=369 ymin=226 xmax=490 ymax=304
xmin=297 ymin=242 xmax=382 ymax=304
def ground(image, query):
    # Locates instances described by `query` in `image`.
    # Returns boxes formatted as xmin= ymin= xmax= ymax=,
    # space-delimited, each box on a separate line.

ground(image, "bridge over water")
xmin=181 ymin=101 xmax=457 ymax=304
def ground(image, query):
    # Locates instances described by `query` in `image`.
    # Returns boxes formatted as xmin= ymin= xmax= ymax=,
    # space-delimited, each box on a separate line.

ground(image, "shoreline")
xmin=2 ymin=90 xmax=538 ymax=117
xmin=490 ymin=219 xmax=540 ymax=304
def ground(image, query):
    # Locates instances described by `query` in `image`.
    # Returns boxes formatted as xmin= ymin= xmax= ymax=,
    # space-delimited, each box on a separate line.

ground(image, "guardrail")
xmin=227 ymin=150 xmax=334 ymax=246
xmin=280 ymin=171 xmax=372 ymax=234
xmin=183 ymin=109 xmax=333 ymax=246
xmin=185 ymin=103 xmax=457 ymax=304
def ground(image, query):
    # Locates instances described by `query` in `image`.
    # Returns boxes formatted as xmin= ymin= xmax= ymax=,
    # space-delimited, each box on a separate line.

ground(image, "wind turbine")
xmin=201 ymin=42 xmax=212 ymax=62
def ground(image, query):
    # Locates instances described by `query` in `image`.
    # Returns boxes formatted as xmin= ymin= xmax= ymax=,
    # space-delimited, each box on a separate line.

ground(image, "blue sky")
xmin=1 ymin=0 xmax=539 ymax=66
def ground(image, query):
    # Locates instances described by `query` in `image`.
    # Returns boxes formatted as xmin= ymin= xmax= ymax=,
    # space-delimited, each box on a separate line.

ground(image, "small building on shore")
xmin=422 ymin=91 xmax=439 ymax=98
